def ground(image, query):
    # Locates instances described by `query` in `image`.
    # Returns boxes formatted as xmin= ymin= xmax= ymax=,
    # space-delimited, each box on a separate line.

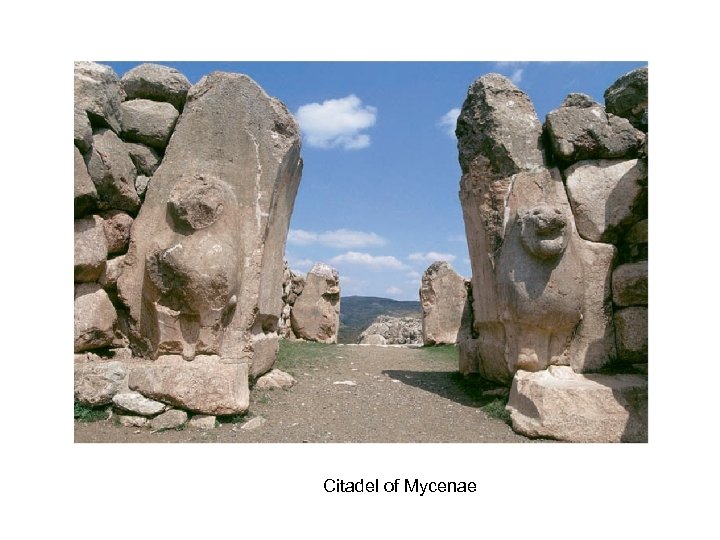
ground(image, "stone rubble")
xmin=358 ymin=315 xmax=423 ymax=346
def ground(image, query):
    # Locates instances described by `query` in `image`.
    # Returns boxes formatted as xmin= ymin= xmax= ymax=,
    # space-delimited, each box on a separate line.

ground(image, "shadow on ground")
xmin=382 ymin=369 xmax=511 ymax=412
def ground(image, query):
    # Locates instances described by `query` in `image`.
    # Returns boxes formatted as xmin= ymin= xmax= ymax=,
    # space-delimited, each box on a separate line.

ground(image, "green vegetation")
xmin=416 ymin=344 xmax=459 ymax=364
xmin=74 ymin=402 xmax=110 ymax=422
xmin=275 ymin=340 xmax=338 ymax=374
xmin=450 ymin=372 xmax=512 ymax=423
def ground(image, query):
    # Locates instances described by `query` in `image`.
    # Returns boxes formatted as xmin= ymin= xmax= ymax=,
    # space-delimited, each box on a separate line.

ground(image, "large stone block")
xmin=612 ymin=261 xmax=648 ymax=307
xmin=128 ymin=361 xmax=250 ymax=415
xmin=506 ymin=366 xmax=648 ymax=442
xmin=420 ymin=261 xmax=470 ymax=345
xmin=74 ymin=106 xmax=93 ymax=153
xmin=604 ymin=67 xmax=648 ymax=132
xmin=74 ymin=61 xmax=124 ymax=133
xmin=125 ymin=142 xmax=161 ymax=176
xmin=74 ymin=146 xmax=97 ymax=218
xmin=74 ymin=216 xmax=107 ymax=282
xmin=564 ymin=159 xmax=646 ymax=243
xmin=112 ymin=392 xmax=168 ymax=416
xmin=74 ymin=283 xmax=117 ymax=352
xmin=87 ymin=129 xmax=139 ymax=213
xmin=614 ymin=307 xmax=648 ymax=363
xmin=120 ymin=63 xmax=191 ymax=111
xmin=120 ymin=99 xmax=179 ymax=150
xmin=74 ymin=361 xmax=127 ymax=406
xmin=544 ymin=94 xmax=645 ymax=165
xmin=290 ymin=263 xmax=340 ymax=343
xmin=101 ymin=210 xmax=133 ymax=255
xmin=118 ymin=72 xmax=302 ymax=377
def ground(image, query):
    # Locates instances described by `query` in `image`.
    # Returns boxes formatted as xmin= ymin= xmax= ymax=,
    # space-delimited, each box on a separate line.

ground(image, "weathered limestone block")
xmin=506 ymin=366 xmax=647 ymax=442
xmin=128 ymin=362 xmax=250 ymax=415
xmin=150 ymin=409 xmax=188 ymax=431
xmin=290 ymin=263 xmax=340 ymax=343
xmin=74 ymin=61 xmax=124 ymax=133
xmin=360 ymin=334 xmax=387 ymax=346
xmin=125 ymin=142 xmax=161 ymax=176
xmin=604 ymin=67 xmax=648 ymax=132
xmin=457 ymin=74 xmax=617 ymax=383
xmin=612 ymin=261 xmax=648 ymax=307
xmin=74 ymin=216 xmax=107 ymax=282
xmin=279 ymin=262 xmax=306 ymax=338
xmin=189 ymin=415 xmax=217 ymax=429
xmin=544 ymin=94 xmax=645 ymax=165
xmin=74 ymin=107 xmax=93 ymax=153
xmin=101 ymin=210 xmax=134 ymax=255
xmin=120 ymin=99 xmax=179 ymax=150
xmin=118 ymin=72 xmax=302 ymax=378
xmin=420 ymin=261 xmax=470 ymax=345
xmin=74 ymin=283 xmax=117 ymax=352
xmin=358 ymin=316 xmax=422 ymax=345
xmin=614 ymin=307 xmax=648 ymax=362
xmin=121 ymin=63 xmax=191 ymax=111
xmin=74 ymin=361 xmax=127 ymax=406
xmin=74 ymin=62 xmax=125 ymax=133
xmin=255 ymin=369 xmax=296 ymax=390
xmin=112 ymin=392 xmax=168 ymax=416
xmin=99 ymin=255 xmax=126 ymax=290
xmin=74 ymin=146 xmax=97 ymax=218
xmin=87 ymin=129 xmax=140 ymax=213
xmin=564 ymin=159 xmax=647 ymax=243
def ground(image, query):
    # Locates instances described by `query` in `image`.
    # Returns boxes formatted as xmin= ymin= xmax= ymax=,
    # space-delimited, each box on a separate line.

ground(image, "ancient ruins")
xmin=75 ymin=62 xmax=302 ymax=423
xmin=457 ymin=67 xmax=648 ymax=442
xmin=75 ymin=61 xmax=647 ymax=442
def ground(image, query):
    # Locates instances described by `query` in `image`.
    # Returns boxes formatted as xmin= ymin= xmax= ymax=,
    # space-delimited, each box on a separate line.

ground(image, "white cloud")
xmin=439 ymin=107 xmax=461 ymax=137
xmin=405 ymin=270 xmax=421 ymax=279
xmin=286 ymin=229 xmax=318 ymax=245
xmin=287 ymin=256 xmax=313 ymax=273
xmin=510 ymin=68 xmax=524 ymax=84
xmin=330 ymin=251 xmax=408 ymax=270
xmin=296 ymin=95 xmax=377 ymax=150
xmin=386 ymin=286 xmax=403 ymax=296
xmin=494 ymin=62 xmax=527 ymax=85
xmin=288 ymin=228 xmax=386 ymax=249
xmin=407 ymin=252 xmax=457 ymax=263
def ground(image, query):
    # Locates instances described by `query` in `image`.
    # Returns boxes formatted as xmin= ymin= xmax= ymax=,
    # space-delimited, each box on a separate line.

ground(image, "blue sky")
xmin=106 ymin=61 xmax=646 ymax=300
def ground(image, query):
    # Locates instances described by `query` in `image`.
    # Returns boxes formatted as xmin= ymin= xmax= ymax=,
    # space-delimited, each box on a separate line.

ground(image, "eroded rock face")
xmin=420 ymin=261 xmax=471 ymax=345
xmin=74 ymin=361 xmax=127 ymax=406
xmin=506 ymin=366 xmax=648 ymax=442
xmin=544 ymin=94 xmax=645 ymax=166
xmin=120 ymin=99 xmax=179 ymax=150
xmin=128 ymin=361 xmax=249 ymax=415
xmin=604 ymin=67 xmax=648 ymax=132
xmin=74 ymin=283 xmax=117 ymax=352
xmin=87 ymin=129 xmax=140 ymax=213
xmin=74 ymin=146 xmax=97 ymax=218
xmin=117 ymin=72 xmax=302 ymax=379
xmin=74 ymin=216 xmax=107 ymax=282
xmin=74 ymin=61 xmax=124 ymax=133
xmin=564 ymin=159 xmax=647 ymax=243
xmin=457 ymin=75 xmax=616 ymax=383
xmin=358 ymin=316 xmax=422 ymax=346
xmin=290 ymin=263 xmax=340 ymax=343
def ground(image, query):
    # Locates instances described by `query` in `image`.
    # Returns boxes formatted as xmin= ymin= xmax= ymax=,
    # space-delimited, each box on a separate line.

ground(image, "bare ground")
xmin=74 ymin=342 xmax=543 ymax=443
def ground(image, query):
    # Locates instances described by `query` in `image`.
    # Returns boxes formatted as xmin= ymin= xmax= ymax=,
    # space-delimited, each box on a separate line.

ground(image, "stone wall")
xmin=457 ymin=67 xmax=648 ymax=441
xmin=74 ymin=62 xmax=303 ymax=424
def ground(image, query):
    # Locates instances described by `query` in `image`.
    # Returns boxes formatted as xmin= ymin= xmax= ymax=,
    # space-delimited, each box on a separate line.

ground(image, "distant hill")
xmin=338 ymin=296 xmax=421 ymax=344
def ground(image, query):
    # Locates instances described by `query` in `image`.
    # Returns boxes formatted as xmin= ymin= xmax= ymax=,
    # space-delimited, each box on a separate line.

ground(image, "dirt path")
xmin=75 ymin=342 xmax=540 ymax=443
